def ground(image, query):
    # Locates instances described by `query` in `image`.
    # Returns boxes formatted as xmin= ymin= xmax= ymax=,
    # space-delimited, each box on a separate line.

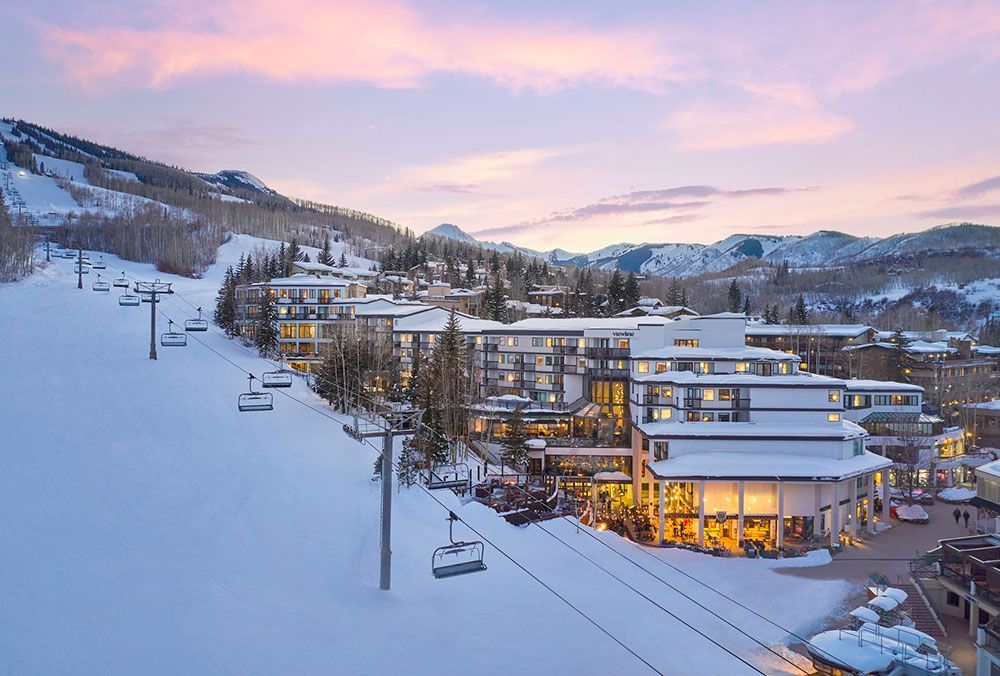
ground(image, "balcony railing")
xmin=587 ymin=347 xmax=629 ymax=359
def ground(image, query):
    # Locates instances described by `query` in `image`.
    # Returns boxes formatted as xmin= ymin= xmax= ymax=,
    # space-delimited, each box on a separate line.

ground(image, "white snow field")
xmin=0 ymin=241 xmax=851 ymax=675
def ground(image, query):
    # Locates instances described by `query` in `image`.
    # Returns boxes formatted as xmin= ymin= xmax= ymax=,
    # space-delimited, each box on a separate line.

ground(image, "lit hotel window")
xmin=828 ymin=390 xmax=841 ymax=403
xmin=828 ymin=413 xmax=841 ymax=423
xmin=637 ymin=361 xmax=649 ymax=373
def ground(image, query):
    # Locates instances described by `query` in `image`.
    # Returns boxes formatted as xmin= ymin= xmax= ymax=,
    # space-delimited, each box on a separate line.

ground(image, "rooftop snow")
xmin=745 ymin=324 xmax=874 ymax=337
xmin=633 ymin=345 xmax=799 ymax=361
xmin=647 ymin=450 xmax=891 ymax=481
xmin=843 ymin=379 xmax=924 ymax=393
xmin=638 ymin=419 xmax=867 ymax=440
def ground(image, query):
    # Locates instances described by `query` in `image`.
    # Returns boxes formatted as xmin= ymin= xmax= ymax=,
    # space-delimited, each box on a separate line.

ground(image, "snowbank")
xmin=895 ymin=505 xmax=930 ymax=523
xmin=938 ymin=487 xmax=976 ymax=503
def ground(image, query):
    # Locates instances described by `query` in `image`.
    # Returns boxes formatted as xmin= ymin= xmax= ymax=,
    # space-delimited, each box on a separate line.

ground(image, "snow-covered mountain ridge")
xmin=423 ymin=222 xmax=1000 ymax=277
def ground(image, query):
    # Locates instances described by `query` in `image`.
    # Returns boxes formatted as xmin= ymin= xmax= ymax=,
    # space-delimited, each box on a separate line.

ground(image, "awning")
xmin=971 ymin=496 xmax=1000 ymax=513
xmin=593 ymin=471 xmax=632 ymax=483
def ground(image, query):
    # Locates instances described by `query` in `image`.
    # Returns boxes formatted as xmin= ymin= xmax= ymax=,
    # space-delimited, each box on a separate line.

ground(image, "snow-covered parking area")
xmin=0 ymin=245 xmax=853 ymax=675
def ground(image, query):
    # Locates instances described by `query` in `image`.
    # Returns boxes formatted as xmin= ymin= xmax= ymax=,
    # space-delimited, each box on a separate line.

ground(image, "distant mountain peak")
xmin=196 ymin=170 xmax=275 ymax=195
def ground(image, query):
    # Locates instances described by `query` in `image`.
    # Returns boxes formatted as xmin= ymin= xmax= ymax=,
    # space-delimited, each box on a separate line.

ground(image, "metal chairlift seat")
xmin=74 ymin=266 xmax=90 ymax=274
xmin=428 ymin=463 xmax=471 ymax=491
xmin=238 ymin=374 xmax=273 ymax=412
xmin=261 ymin=355 xmax=292 ymax=388
xmin=112 ymin=274 xmax=129 ymax=288
xmin=140 ymin=292 xmax=160 ymax=303
xmin=261 ymin=371 xmax=293 ymax=388
xmin=160 ymin=321 xmax=187 ymax=347
xmin=92 ymin=258 xmax=107 ymax=270
xmin=92 ymin=276 xmax=110 ymax=292
xmin=119 ymin=293 xmax=140 ymax=307
xmin=432 ymin=513 xmax=486 ymax=579
xmin=184 ymin=307 xmax=208 ymax=332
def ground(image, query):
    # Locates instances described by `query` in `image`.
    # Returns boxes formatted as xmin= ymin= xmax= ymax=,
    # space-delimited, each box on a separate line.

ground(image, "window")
xmin=618 ymin=339 xmax=630 ymax=349
xmin=828 ymin=390 xmax=841 ymax=403
xmin=735 ymin=362 xmax=748 ymax=373
xmin=655 ymin=361 xmax=668 ymax=373
xmin=853 ymin=439 xmax=864 ymax=456
xmin=578 ymin=338 xmax=586 ymax=348
xmin=828 ymin=413 xmax=841 ymax=423
xmin=532 ymin=337 xmax=544 ymax=347
xmin=673 ymin=339 xmax=699 ymax=347
xmin=298 ymin=324 xmax=316 ymax=339
xmin=637 ymin=361 xmax=649 ymax=374
xmin=946 ymin=591 xmax=960 ymax=607
xmin=280 ymin=323 xmax=296 ymax=339
xmin=653 ymin=441 xmax=669 ymax=461
xmin=703 ymin=389 xmax=715 ymax=401
xmin=506 ymin=336 xmax=518 ymax=346
xmin=545 ymin=337 xmax=553 ymax=347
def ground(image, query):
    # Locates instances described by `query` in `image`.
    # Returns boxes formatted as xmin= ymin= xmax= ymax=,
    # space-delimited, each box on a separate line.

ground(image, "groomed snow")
xmin=1 ymin=239 xmax=854 ymax=674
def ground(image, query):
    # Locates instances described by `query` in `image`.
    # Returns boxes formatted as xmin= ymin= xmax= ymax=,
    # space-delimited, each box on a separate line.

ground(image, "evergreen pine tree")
xmin=792 ymin=294 xmax=810 ymax=324
xmin=607 ymin=269 xmax=624 ymax=315
xmin=338 ymin=252 xmax=348 ymax=268
xmin=213 ymin=266 xmax=238 ymax=335
xmin=254 ymin=286 xmax=279 ymax=356
xmin=501 ymin=406 xmax=529 ymax=471
xmin=623 ymin=272 xmax=641 ymax=310
xmin=727 ymin=279 xmax=742 ymax=313
xmin=889 ymin=328 xmax=913 ymax=381
xmin=742 ymin=296 xmax=751 ymax=316
xmin=464 ymin=259 xmax=477 ymax=288
xmin=318 ymin=234 xmax=333 ymax=266
xmin=396 ymin=438 xmax=419 ymax=488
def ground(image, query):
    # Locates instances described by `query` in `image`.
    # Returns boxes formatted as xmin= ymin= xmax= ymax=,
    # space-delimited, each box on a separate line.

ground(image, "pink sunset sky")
xmin=2 ymin=0 xmax=1000 ymax=250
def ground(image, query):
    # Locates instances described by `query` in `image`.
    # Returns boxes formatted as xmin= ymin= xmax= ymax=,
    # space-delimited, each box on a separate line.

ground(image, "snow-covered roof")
xmin=638 ymin=419 xmax=867 ymax=440
xmin=293 ymin=261 xmax=335 ymax=272
xmin=844 ymin=379 xmax=924 ymax=393
xmin=252 ymin=274 xmax=355 ymax=288
xmin=745 ymin=324 xmax=874 ymax=337
xmin=356 ymin=303 xmax=436 ymax=318
xmin=975 ymin=345 xmax=1000 ymax=355
xmin=646 ymin=450 xmax=890 ymax=481
xmin=966 ymin=399 xmax=1000 ymax=411
xmin=633 ymin=345 xmax=799 ymax=361
xmin=491 ymin=316 xmax=673 ymax=333
xmin=615 ymin=305 xmax=699 ymax=317
xmin=848 ymin=340 xmax=957 ymax=354
xmin=634 ymin=370 xmax=838 ymax=386
xmin=393 ymin=311 xmax=503 ymax=333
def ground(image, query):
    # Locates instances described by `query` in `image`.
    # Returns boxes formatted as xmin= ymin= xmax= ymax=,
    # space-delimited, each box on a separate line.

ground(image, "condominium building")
xmin=744 ymin=323 xmax=878 ymax=377
xmin=842 ymin=379 xmax=977 ymax=488
xmin=846 ymin=336 xmax=1000 ymax=415
xmin=627 ymin=314 xmax=891 ymax=551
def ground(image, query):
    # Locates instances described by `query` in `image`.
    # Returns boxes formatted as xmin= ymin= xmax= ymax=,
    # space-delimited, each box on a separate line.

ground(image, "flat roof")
xmin=634 ymin=370 xmax=839 ymax=386
xmin=634 ymin=345 xmax=799 ymax=361
xmin=638 ymin=419 xmax=867 ymax=440
xmin=745 ymin=323 xmax=874 ymax=337
xmin=647 ymin=450 xmax=891 ymax=481
xmin=844 ymin=379 xmax=924 ymax=393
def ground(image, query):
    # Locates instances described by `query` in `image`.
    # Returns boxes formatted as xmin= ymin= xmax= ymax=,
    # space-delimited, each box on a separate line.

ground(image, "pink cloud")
xmin=38 ymin=0 xmax=681 ymax=92
xmin=665 ymin=85 xmax=854 ymax=151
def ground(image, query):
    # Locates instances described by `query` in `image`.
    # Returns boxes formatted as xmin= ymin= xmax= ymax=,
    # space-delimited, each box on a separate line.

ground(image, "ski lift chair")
xmin=140 ymin=292 xmax=160 ymax=303
xmin=74 ymin=266 xmax=90 ymax=274
xmin=112 ymin=272 xmax=129 ymax=288
xmin=428 ymin=463 xmax=471 ymax=491
xmin=119 ymin=292 xmax=140 ymax=307
xmin=261 ymin=355 xmax=292 ymax=388
xmin=92 ymin=275 xmax=110 ymax=292
xmin=238 ymin=374 xmax=273 ymax=412
xmin=92 ymin=257 xmax=107 ymax=270
xmin=432 ymin=512 xmax=486 ymax=579
xmin=160 ymin=320 xmax=187 ymax=347
xmin=184 ymin=307 xmax=209 ymax=332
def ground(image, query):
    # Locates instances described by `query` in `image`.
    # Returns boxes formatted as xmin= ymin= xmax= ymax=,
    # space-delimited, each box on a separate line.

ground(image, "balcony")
xmin=587 ymin=347 xmax=629 ymax=359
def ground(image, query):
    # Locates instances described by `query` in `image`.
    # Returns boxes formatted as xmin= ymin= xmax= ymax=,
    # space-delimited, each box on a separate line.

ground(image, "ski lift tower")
xmin=343 ymin=405 xmax=424 ymax=591
xmin=134 ymin=279 xmax=174 ymax=360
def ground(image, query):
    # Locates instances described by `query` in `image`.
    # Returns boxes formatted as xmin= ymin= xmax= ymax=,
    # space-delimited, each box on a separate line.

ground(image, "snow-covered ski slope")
xmin=0 ymin=240 xmax=851 ymax=675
